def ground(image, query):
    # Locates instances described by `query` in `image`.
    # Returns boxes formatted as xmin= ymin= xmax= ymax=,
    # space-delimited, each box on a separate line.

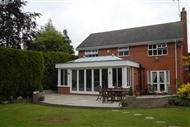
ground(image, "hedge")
xmin=42 ymin=52 xmax=77 ymax=90
xmin=0 ymin=48 xmax=44 ymax=100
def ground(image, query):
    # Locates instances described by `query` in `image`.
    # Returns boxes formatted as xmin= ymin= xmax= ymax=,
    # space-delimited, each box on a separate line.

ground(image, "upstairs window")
xmin=148 ymin=44 xmax=167 ymax=56
xmin=85 ymin=49 xmax=98 ymax=57
xmin=118 ymin=47 xmax=129 ymax=56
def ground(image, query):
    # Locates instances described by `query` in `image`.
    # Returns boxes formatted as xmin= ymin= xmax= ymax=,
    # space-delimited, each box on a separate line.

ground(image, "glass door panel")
xmin=79 ymin=70 xmax=84 ymax=91
xmin=86 ymin=69 xmax=92 ymax=91
xmin=94 ymin=69 xmax=99 ymax=92
xmin=102 ymin=69 xmax=108 ymax=89
xmin=72 ymin=70 xmax=77 ymax=91
xmin=118 ymin=68 xmax=122 ymax=87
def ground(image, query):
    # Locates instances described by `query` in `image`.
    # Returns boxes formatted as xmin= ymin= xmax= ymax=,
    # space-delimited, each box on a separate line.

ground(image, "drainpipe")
xmin=175 ymin=41 xmax=178 ymax=92
xmin=139 ymin=63 xmax=142 ymax=95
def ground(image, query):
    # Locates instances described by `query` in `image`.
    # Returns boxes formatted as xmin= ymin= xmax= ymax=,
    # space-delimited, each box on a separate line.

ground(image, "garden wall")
xmin=127 ymin=95 xmax=175 ymax=108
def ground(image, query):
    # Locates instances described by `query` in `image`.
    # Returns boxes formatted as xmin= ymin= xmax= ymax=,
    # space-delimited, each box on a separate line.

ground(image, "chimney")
xmin=180 ymin=7 xmax=186 ymax=22
xmin=181 ymin=7 xmax=188 ymax=57
xmin=180 ymin=7 xmax=189 ymax=84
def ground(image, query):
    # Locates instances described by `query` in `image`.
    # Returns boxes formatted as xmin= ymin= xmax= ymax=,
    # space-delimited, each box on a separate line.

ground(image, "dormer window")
xmin=85 ymin=49 xmax=98 ymax=57
xmin=118 ymin=47 xmax=129 ymax=56
xmin=148 ymin=44 xmax=167 ymax=56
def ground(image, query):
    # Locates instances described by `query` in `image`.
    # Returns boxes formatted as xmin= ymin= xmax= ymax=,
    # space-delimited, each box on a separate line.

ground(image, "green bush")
xmin=170 ymin=97 xmax=190 ymax=107
xmin=0 ymin=47 xmax=44 ymax=99
xmin=39 ymin=84 xmax=43 ymax=92
xmin=42 ymin=52 xmax=77 ymax=90
xmin=128 ymin=86 xmax=133 ymax=96
xmin=0 ymin=95 xmax=7 ymax=102
xmin=177 ymin=83 xmax=190 ymax=100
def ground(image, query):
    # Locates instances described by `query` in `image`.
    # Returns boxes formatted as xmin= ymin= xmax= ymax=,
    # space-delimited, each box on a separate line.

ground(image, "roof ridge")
xmin=90 ymin=21 xmax=183 ymax=35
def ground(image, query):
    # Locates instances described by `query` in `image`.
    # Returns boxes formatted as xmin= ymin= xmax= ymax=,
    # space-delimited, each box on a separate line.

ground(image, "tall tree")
xmin=40 ymin=18 xmax=55 ymax=32
xmin=30 ymin=19 xmax=75 ymax=54
xmin=0 ymin=0 xmax=41 ymax=49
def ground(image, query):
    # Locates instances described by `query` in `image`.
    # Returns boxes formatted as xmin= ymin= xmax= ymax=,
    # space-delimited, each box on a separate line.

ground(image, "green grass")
xmin=0 ymin=103 xmax=190 ymax=127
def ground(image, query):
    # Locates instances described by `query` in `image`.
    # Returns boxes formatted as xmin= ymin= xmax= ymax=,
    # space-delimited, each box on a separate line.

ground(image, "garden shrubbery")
xmin=0 ymin=48 xmax=44 ymax=101
xmin=0 ymin=47 xmax=77 ymax=102
xmin=42 ymin=52 xmax=77 ymax=90
xmin=177 ymin=83 xmax=190 ymax=100
xmin=170 ymin=83 xmax=190 ymax=107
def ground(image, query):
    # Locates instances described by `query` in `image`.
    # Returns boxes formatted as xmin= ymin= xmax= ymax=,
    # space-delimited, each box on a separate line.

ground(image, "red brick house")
xmin=56 ymin=8 xmax=188 ymax=95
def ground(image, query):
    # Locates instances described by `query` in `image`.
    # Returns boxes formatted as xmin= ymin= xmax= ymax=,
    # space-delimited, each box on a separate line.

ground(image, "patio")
xmin=39 ymin=91 xmax=175 ymax=108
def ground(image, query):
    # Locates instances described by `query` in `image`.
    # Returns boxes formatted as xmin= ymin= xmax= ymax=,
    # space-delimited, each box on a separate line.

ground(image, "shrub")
xmin=42 ymin=52 xmax=77 ymax=90
xmin=39 ymin=84 xmax=43 ymax=92
xmin=128 ymin=86 xmax=133 ymax=96
xmin=177 ymin=83 xmax=190 ymax=100
xmin=0 ymin=95 xmax=7 ymax=102
xmin=170 ymin=97 xmax=190 ymax=107
xmin=17 ymin=96 xmax=23 ymax=100
xmin=0 ymin=47 xmax=44 ymax=100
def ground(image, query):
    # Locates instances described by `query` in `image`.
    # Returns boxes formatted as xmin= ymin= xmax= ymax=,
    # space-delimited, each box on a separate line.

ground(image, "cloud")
xmin=24 ymin=0 xmax=189 ymax=54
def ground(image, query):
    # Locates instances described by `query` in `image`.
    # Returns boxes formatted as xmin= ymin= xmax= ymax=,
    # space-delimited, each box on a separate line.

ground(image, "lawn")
xmin=0 ymin=103 xmax=189 ymax=127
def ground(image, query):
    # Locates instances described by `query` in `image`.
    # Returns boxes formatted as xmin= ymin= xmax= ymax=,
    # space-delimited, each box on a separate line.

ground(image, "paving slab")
xmin=156 ymin=121 xmax=166 ymax=124
xmin=134 ymin=113 xmax=142 ymax=116
xmin=146 ymin=116 xmax=154 ymax=119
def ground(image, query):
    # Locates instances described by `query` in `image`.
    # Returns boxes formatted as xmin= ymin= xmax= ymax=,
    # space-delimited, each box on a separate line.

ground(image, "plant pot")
xmin=38 ymin=92 xmax=45 ymax=101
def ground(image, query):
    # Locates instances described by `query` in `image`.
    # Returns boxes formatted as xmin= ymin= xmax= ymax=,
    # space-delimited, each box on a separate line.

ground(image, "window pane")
xmin=118 ymin=68 xmax=122 ymax=87
xmin=112 ymin=68 xmax=116 ymax=86
xmin=94 ymin=69 xmax=99 ymax=92
xmin=86 ymin=69 xmax=92 ymax=91
xmin=72 ymin=70 xmax=77 ymax=91
xmin=153 ymin=45 xmax=156 ymax=49
xmin=148 ymin=50 xmax=152 ymax=55
xmin=160 ymin=84 xmax=165 ymax=91
xmin=124 ymin=51 xmax=128 ymax=55
xmin=163 ymin=49 xmax=167 ymax=54
xmin=149 ymin=45 xmax=152 ymax=49
xmin=79 ymin=70 xmax=84 ymax=91
xmin=158 ymin=49 xmax=162 ymax=55
xmin=119 ymin=52 xmax=123 ymax=56
xmin=63 ymin=69 xmax=67 ymax=85
xmin=153 ymin=50 xmax=157 ymax=55
xmin=102 ymin=69 xmax=108 ymax=89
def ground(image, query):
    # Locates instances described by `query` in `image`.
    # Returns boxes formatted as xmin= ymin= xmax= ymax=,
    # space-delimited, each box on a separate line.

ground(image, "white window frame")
xmin=85 ymin=49 xmax=98 ymax=57
xmin=118 ymin=47 xmax=129 ymax=56
xmin=148 ymin=44 xmax=167 ymax=56
xmin=147 ymin=70 xmax=170 ymax=93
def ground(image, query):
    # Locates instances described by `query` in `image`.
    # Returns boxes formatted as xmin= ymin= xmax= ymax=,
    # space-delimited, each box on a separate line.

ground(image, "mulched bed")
xmin=11 ymin=97 xmax=33 ymax=103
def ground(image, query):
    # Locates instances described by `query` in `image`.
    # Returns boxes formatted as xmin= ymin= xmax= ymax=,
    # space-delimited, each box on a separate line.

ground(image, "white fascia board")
xmin=55 ymin=60 xmax=139 ymax=69
xmin=76 ymin=38 xmax=183 ymax=51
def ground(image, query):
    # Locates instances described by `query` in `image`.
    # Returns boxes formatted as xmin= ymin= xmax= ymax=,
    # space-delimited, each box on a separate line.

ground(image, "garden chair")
xmin=96 ymin=85 xmax=103 ymax=100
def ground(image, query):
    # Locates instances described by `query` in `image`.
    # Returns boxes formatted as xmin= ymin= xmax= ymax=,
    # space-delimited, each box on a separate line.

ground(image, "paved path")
xmin=41 ymin=93 xmax=121 ymax=108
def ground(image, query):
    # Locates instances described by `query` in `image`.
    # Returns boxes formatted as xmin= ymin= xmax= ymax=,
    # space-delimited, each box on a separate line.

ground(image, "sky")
xmin=23 ymin=0 xmax=190 ymax=54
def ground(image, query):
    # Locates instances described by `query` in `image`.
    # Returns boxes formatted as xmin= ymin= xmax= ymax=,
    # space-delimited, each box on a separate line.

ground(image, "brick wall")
xmin=78 ymin=42 xmax=185 ymax=92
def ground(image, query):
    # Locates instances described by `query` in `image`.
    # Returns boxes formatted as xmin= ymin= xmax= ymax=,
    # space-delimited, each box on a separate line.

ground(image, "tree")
xmin=40 ymin=18 xmax=55 ymax=32
xmin=0 ymin=0 xmax=41 ymax=49
xmin=183 ymin=53 xmax=190 ymax=76
xmin=30 ymin=19 xmax=75 ymax=54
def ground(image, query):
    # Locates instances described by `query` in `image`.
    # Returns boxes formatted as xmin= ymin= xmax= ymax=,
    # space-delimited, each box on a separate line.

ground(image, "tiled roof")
xmin=69 ymin=55 xmax=122 ymax=63
xmin=76 ymin=21 xmax=184 ymax=50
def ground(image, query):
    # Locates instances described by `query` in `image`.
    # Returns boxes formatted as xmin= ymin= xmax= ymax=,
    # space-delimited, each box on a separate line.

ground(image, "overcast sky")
xmin=24 ymin=0 xmax=189 ymax=54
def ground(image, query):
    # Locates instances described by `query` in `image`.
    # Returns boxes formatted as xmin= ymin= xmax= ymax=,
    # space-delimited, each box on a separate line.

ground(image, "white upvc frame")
xmin=148 ymin=43 xmax=168 ymax=56
xmin=118 ymin=47 xmax=129 ymax=56
xmin=147 ymin=70 xmax=170 ymax=93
